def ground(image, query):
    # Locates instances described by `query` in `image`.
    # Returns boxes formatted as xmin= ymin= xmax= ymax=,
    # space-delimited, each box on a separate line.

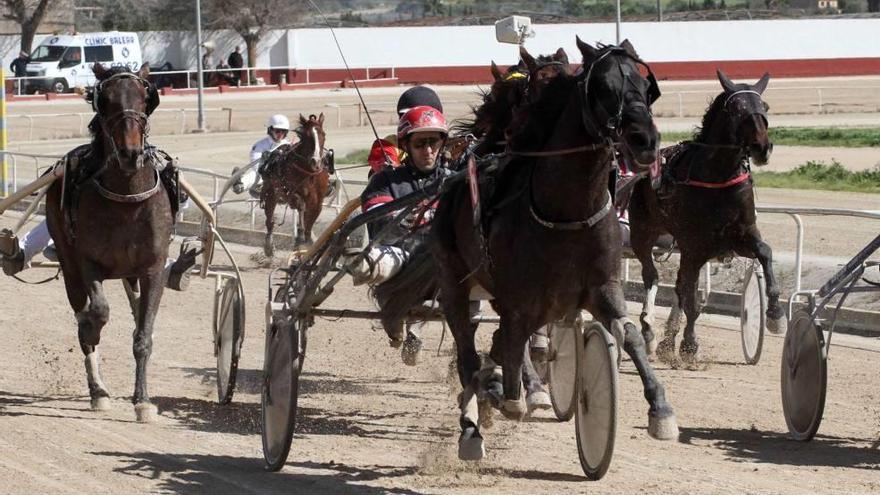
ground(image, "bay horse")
xmin=260 ymin=114 xmax=330 ymax=257
xmin=45 ymin=63 xmax=168 ymax=422
xmin=431 ymin=38 xmax=678 ymax=462
xmin=628 ymin=70 xmax=783 ymax=363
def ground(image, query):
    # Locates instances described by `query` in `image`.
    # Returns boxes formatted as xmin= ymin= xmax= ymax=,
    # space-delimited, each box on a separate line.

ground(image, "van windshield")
xmin=30 ymin=45 xmax=67 ymax=62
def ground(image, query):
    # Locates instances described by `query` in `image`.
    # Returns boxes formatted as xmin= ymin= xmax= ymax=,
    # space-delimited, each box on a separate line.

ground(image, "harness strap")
xmin=682 ymin=171 xmax=751 ymax=189
xmin=530 ymin=190 xmax=613 ymax=230
xmin=93 ymin=169 xmax=162 ymax=203
xmin=508 ymin=143 xmax=606 ymax=158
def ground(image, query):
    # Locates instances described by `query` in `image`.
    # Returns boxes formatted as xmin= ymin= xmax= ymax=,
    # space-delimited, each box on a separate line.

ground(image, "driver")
xmin=231 ymin=114 xmax=292 ymax=196
xmin=345 ymin=107 xmax=457 ymax=361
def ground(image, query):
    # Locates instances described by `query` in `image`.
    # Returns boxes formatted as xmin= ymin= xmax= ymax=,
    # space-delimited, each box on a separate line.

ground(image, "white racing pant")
xmin=20 ymin=221 xmax=54 ymax=266
xmin=348 ymin=245 xmax=409 ymax=286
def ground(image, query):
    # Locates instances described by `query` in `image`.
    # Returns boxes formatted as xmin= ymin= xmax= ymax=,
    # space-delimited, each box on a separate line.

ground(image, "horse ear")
xmin=318 ymin=112 xmax=325 ymax=125
xmin=554 ymin=47 xmax=569 ymax=65
xmin=620 ymin=39 xmax=639 ymax=59
xmin=490 ymin=61 xmax=503 ymax=82
xmin=519 ymin=46 xmax=537 ymax=74
xmin=299 ymin=114 xmax=308 ymax=126
xmin=92 ymin=63 xmax=106 ymax=78
xmin=137 ymin=62 xmax=150 ymax=80
xmin=753 ymin=72 xmax=771 ymax=94
xmin=576 ymin=36 xmax=598 ymax=59
xmin=717 ymin=69 xmax=737 ymax=93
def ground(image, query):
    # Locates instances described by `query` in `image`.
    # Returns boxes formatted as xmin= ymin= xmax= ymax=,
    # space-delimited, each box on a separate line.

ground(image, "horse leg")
xmin=263 ymin=194 xmax=276 ymax=258
xmin=676 ymin=257 xmax=704 ymax=362
xmin=588 ymin=281 xmax=679 ymax=440
xmin=301 ymin=194 xmax=322 ymax=246
xmin=438 ymin=275 xmax=484 ymax=460
xmin=521 ymin=340 xmax=551 ymax=414
xmin=631 ymin=230 xmax=661 ymax=357
xmin=488 ymin=314 xmax=529 ymax=421
xmin=131 ymin=272 xmax=164 ymax=423
xmin=744 ymin=235 xmax=787 ymax=334
xmin=77 ymin=262 xmax=112 ymax=411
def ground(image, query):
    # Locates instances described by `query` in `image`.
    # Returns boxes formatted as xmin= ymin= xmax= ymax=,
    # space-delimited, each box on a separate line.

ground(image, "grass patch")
xmin=662 ymin=127 xmax=880 ymax=148
xmin=337 ymin=148 xmax=370 ymax=164
xmin=753 ymin=160 xmax=880 ymax=194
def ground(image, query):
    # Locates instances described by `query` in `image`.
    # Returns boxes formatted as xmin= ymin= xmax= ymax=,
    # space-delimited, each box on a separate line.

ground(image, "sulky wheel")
xmin=575 ymin=322 xmax=618 ymax=481
xmin=261 ymin=312 xmax=307 ymax=471
xmin=781 ymin=309 xmax=827 ymax=442
xmin=547 ymin=322 xmax=579 ymax=421
xmin=740 ymin=260 xmax=767 ymax=365
xmin=214 ymin=277 xmax=245 ymax=405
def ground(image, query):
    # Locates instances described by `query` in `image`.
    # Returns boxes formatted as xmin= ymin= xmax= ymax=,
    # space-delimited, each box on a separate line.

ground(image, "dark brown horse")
xmin=432 ymin=39 xmax=678 ymax=462
xmin=628 ymin=70 xmax=783 ymax=363
xmin=45 ymin=63 xmax=168 ymax=422
xmin=260 ymin=114 xmax=330 ymax=256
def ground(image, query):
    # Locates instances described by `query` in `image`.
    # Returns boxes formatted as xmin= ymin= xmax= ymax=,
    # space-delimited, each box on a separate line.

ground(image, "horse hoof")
xmin=134 ymin=402 xmax=158 ymax=423
xmin=656 ymin=338 xmax=677 ymax=364
xmin=648 ymin=412 xmax=679 ymax=441
xmin=458 ymin=427 xmax=485 ymax=461
xmin=500 ymin=398 xmax=527 ymax=421
xmin=90 ymin=396 xmax=111 ymax=412
xmin=401 ymin=335 xmax=422 ymax=367
xmin=526 ymin=390 xmax=552 ymax=414
xmin=767 ymin=313 xmax=788 ymax=335
xmin=679 ymin=342 xmax=700 ymax=363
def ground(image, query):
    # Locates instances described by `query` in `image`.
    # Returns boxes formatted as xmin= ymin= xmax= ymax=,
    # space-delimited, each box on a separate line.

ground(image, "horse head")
xmin=716 ymin=70 xmax=773 ymax=166
xmin=575 ymin=38 xmax=661 ymax=171
xmin=520 ymin=46 xmax=573 ymax=98
xmin=89 ymin=63 xmax=159 ymax=173
xmin=296 ymin=113 xmax=326 ymax=171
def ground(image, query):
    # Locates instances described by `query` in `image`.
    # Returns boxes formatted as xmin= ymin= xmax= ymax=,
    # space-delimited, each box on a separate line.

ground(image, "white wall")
xmin=2 ymin=19 xmax=878 ymax=73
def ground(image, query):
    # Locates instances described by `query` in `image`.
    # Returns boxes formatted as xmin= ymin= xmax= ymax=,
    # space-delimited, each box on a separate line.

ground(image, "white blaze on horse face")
xmin=311 ymin=127 xmax=321 ymax=164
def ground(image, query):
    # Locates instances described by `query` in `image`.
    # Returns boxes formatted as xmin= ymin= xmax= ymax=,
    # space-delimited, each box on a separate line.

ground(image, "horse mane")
xmin=692 ymin=92 xmax=728 ymax=143
xmin=507 ymin=71 xmax=578 ymax=151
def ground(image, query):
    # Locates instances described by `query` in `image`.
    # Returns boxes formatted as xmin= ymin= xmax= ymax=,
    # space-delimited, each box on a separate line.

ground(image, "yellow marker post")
xmin=0 ymin=68 xmax=7 ymax=198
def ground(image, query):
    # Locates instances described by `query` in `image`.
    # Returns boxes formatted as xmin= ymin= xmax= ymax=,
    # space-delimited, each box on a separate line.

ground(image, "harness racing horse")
xmin=627 ymin=70 xmax=783 ymax=363
xmin=260 ymin=114 xmax=330 ymax=257
xmin=45 ymin=63 xmax=168 ymax=422
xmin=432 ymin=39 xmax=678 ymax=466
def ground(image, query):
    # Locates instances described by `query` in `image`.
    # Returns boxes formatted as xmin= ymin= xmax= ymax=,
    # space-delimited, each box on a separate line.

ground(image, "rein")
xmin=507 ymin=142 xmax=608 ymax=158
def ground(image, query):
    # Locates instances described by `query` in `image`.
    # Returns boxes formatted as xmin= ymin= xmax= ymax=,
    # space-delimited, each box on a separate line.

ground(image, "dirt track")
xmin=0 ymin=213 xmax=878 ymax=494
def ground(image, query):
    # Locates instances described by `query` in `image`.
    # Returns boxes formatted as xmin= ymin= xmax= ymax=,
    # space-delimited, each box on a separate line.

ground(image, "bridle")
xmin=578 ymin=47 xmax=660 ymax=143
xmin=90 ymin=72 xmax=155 ymax=170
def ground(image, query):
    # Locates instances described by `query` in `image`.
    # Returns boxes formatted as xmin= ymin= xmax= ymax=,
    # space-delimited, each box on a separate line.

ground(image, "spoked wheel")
xmin=214 ymin=277 xmax=245 ymax=405
xmin=781 ymin=309 xmax=827 ymax=441
xmin=740 ymin=261 xmax=767 ymax=365
xmin=575 ymin=323 xmax=618 ymax=481
xmin=261 ymin=313 xmax=306 ymax=471
xmin=547 ymin=322 xmax=578 ymax=421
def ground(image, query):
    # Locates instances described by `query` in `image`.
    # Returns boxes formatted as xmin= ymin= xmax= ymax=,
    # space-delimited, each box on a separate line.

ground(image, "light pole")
xmin=195 ymin=0 xmax=206 ymax=132
xmin=616 ymin=0 xmax=622 ymax=44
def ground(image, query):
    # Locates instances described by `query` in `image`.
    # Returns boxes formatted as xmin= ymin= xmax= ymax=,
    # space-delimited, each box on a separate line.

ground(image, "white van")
xmin=24 ymin=31 xmax=142 ymax=94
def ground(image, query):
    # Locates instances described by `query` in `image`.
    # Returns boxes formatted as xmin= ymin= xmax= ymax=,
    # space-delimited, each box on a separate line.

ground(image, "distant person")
xmin=227 ymin=46 xmax=244 ymax=86
xmin=231 ymin=114 xmax=293 ymax=197
xmin=9 ymin=50 xmax=29 ymax=94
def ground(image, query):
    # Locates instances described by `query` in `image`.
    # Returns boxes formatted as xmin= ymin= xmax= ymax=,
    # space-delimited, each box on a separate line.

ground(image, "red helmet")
xmin=367 ymin=138 xmax=400 ymax=174
xmin=397 ymin=106 xmax=448 ymax=142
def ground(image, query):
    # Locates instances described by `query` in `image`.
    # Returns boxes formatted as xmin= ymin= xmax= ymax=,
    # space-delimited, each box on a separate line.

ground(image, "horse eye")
xmin=763 ymin=102 xmax=770 ymax=112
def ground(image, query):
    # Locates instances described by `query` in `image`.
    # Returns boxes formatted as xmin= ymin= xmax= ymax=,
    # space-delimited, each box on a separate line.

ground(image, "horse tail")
xmin=373 ymin=242 xmax=440 ymax=324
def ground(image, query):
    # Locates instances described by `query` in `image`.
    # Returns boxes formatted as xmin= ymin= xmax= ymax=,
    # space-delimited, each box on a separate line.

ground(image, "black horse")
xmin=431 ymin=38 xmax=678 ymax=464
xmin=628 ymin=70 xmax=784 ymax=363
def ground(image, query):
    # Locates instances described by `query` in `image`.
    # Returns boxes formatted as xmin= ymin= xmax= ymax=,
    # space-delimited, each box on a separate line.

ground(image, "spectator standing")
xmin=9 ymin=50 xmax=30 ymax=94
xmin=227 ymin=46 xmax=244 ymax=86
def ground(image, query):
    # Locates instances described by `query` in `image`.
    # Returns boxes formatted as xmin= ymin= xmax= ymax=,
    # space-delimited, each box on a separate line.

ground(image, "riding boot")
xmin=0 ymin=229 xmax=24 ymax=276
xmin=166 ymin=247 xmax=200 ymax=292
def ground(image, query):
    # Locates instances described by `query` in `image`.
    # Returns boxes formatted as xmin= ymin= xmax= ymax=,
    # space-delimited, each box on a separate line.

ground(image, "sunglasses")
xmin=411 ymin=137 xmax=442 ymax=150
xmin=271 ymin=129 xmax=288 ymax=136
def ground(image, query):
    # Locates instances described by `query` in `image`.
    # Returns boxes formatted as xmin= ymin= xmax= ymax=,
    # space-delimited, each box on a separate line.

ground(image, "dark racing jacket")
xmin=360 ymin=159 xmax=451 ymax=245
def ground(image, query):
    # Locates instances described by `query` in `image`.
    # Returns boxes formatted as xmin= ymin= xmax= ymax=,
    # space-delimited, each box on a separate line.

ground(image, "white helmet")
xmin=266 ymin=114 xmax=290 ymax=131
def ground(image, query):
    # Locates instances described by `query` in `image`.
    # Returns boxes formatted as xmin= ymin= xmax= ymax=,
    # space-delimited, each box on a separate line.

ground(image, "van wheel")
xmin=52 ymin=79 xmax=69 ymax=94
